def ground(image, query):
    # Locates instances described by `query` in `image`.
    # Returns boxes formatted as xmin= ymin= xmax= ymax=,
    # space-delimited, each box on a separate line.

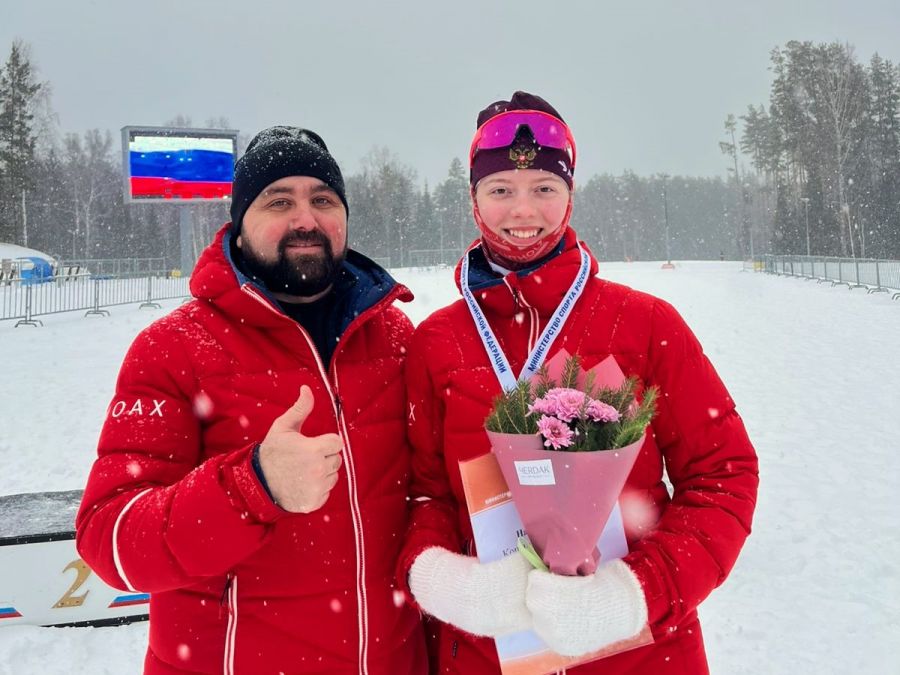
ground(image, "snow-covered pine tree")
xmin=433 ymin=157 xmax=469 ymax=263
xmin=0 ymin=40 xmax=42 ymax=245
xmin=865 ymin=54 xmax=900 ymax=258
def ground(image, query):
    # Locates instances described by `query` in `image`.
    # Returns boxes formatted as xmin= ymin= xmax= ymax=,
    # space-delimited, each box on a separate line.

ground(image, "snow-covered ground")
xmin=1 ymin=261 xmax=898 ymax=674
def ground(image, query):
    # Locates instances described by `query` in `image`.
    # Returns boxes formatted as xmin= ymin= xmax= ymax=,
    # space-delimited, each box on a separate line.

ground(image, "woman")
xmin=396 ymin=91 xmax=759 ymax=674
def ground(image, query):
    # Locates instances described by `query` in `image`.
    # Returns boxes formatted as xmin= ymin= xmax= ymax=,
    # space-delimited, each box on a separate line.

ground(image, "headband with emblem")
xmin=469 ymin=91 xmax=575 ymax=189
xmin=470 ymin=126 xmax=573 ymax=189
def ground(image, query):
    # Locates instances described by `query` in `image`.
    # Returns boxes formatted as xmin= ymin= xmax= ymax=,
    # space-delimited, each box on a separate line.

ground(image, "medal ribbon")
xmin=460 ymin=243 xmax=591 ymax=391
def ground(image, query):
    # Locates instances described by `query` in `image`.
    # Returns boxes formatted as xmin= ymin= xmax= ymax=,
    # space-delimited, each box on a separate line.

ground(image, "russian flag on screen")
xmin=129 ymin=135 xmax=234 ymax=200
xmin=108 ymin=593 xmax=150 ymax=608
xmin=0 ymin=606 xmax=22 ymax=619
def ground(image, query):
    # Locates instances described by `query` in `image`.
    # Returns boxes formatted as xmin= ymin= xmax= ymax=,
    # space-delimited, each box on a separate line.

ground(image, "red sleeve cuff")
xmin=225 ymin=444 xmax=288 ymax=524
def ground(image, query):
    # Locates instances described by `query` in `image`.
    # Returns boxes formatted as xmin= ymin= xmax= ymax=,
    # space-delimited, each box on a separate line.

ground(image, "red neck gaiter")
xmin=473 ymin=200 xmax=573 ymax=270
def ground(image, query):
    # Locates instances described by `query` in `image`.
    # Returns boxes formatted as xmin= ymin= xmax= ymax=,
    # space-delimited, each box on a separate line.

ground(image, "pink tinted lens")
xmin=476 ymin=112 xmax=569 ymax=150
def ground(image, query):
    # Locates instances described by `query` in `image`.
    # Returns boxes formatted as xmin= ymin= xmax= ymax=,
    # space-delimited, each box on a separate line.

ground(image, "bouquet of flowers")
xmin=485 ymin=350 xmax=657 ymax=576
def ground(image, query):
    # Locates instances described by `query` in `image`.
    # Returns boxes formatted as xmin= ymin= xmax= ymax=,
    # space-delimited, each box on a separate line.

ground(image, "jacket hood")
xmin=190 ymin=223 xmax=412 ymax=330
xmin=453 ymin=227 xmax=599 ymax=318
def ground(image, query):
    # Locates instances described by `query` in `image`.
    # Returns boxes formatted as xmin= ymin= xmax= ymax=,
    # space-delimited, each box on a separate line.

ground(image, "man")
xmin=76 ymin=127 xmax=427 ymax=674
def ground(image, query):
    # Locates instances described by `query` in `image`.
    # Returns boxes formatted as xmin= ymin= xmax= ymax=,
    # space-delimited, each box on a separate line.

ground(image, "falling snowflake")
xmin=193 ymin=391 xmax=214 ymax=419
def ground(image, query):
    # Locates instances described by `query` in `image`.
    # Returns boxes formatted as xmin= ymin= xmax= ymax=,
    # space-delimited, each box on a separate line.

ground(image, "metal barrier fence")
xmin=407 ymin=249 xmax=460 ymax=267
xmin=1 ymin=273 xmax=190 ymax=326
xmin=0 ymin=257 xmax=169 ymax=284
xmin=55 ymin=257 xmax=168 ymax=277
xmin=750 ymin=254 xmax=900 ymax=299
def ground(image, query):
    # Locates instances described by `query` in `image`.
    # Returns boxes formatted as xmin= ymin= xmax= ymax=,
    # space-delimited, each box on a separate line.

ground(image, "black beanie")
xmin=230 ymin=126 xmax=348 ymax=232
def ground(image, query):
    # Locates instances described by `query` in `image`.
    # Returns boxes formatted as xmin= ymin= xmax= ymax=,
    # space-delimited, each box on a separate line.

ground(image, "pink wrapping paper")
xmin=487 ymin=429 xmax=643 ymax=575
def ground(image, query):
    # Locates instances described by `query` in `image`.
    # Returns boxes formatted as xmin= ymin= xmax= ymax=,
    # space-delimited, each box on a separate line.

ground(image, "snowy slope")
xmin=0 ymin=261 xmax=897 ymax=674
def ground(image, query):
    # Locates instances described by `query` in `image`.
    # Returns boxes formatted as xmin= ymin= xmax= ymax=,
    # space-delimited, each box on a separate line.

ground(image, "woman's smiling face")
xmin=473 ymin=169 xmax=570 ymax=249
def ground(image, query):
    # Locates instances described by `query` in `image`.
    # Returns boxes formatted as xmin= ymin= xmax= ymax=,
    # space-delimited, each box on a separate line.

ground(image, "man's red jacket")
xmin=76 ymin=225 xmax=427 ymax=674
xmin=397 ymin=229 xmax=759 ymax=674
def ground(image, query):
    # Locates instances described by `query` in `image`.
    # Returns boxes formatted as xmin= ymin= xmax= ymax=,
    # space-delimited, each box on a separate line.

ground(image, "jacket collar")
xmin=189 ymin=223 xmax=412 ymax=329
xmin=454 ymin=228 xmax=599 ymax=318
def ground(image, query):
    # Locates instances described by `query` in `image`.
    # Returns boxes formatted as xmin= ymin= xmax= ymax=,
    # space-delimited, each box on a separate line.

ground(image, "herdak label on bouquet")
xmin=514 ymin=459 xmax=556 ymax=486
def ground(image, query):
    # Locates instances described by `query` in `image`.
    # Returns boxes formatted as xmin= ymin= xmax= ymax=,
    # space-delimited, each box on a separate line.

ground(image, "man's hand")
xmin=258 ymin=385 xmax=343 ymax=513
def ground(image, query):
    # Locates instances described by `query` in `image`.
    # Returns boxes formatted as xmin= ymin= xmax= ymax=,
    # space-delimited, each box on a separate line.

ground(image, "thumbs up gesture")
xmin=257 ymin=385 xmax=344 ymax=513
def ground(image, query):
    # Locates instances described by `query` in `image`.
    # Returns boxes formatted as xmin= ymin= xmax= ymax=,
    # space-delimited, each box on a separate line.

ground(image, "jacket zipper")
xmin=331 ymin=359 xmax=369 ymax=675
xmin=300 ymin=337 xmax=368 ymax=675
xmin=218 ymin=574 xmax=232 ymax=615
xmin=313 ymin=294 xmax=409 ymax=675
xmin=220 ymin=573 xmax=238 ymax=675
xmin=507 ymin=282 xmax=540 ymax=355
xmin=241 ymin=284 xmax=399 ymax=675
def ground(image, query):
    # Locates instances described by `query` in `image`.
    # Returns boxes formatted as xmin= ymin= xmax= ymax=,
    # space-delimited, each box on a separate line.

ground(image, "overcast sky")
xmin=4 ymin=0 xmax=899 ymax=186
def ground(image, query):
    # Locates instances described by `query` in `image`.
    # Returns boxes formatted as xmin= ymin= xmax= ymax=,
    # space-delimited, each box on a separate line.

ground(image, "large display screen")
xmin=122 ymin=127 xmax=238 ymax=202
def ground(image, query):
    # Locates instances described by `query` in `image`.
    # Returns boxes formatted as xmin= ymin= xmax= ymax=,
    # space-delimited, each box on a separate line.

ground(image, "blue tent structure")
xmin=0 ymin=243 xmax=58 ymax=283
xmin=20 ymin=256 xmax=54 ymax=283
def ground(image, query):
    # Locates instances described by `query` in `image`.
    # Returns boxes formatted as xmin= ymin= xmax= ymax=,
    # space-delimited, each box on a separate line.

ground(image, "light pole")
xmin=799 ymin=197 xmax=810 ymax=256
xmin=661 ymin=174 xmax=674 ymax=269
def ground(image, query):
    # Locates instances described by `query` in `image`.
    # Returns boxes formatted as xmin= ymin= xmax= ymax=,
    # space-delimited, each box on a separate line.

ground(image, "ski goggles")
xmin=469 ymin=110 xmax=577 ymax=167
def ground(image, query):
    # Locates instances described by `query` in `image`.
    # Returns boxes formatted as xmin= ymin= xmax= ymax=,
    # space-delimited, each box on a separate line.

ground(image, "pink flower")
xmin=587 ymin=399 xmax=620 ymax=423
xmin=528 ymin=396 xmax=559 ymax=416
xmin=536 ymin=415 xmax=574 ymax=449
xmin=544 ymin=388 xmax=588 ymax=422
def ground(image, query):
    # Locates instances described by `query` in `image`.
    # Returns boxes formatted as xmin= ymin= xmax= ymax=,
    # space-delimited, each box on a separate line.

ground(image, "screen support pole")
xmin=179 ymin=205 xmax=195 ymax=276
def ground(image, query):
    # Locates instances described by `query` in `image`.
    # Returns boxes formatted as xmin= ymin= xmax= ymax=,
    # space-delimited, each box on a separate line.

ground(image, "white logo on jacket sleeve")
xmin=109 ymin=399 xmax=166 ymax=418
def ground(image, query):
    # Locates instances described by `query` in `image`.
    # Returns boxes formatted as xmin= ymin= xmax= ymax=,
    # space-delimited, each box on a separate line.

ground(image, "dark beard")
xmin=240 ymin=230 xmax=345 ymax=297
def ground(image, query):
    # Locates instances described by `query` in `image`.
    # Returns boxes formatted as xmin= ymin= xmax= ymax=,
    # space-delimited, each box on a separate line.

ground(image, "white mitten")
xmin=526 ymin=559 xmax=648 ymax=657
xmin=409 ymin=547 xmax=532 ymax=637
